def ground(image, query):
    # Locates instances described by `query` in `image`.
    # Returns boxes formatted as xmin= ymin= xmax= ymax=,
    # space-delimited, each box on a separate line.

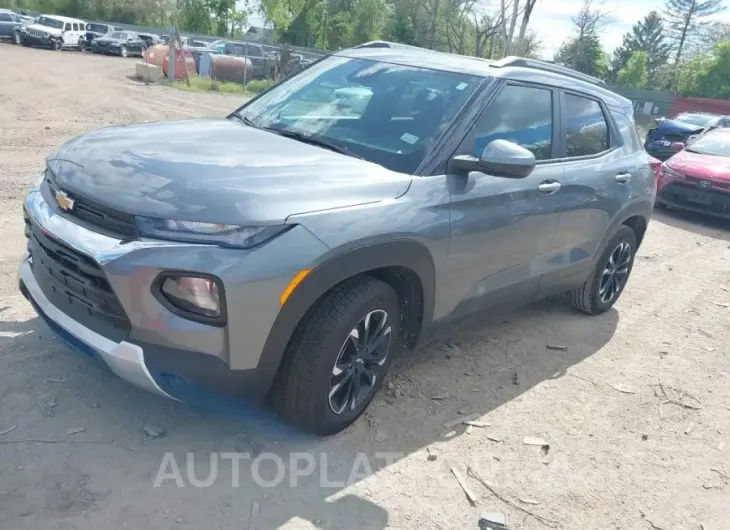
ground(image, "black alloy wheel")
xmin=328 ymin=309 xmax=392 ymax=415
xmin=598 ymin=241 xmax=631 ymax=305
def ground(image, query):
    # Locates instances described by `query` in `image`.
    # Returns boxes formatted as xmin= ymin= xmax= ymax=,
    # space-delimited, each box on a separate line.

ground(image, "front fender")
xmin=257 ymin=239 xmax=436 ymax=369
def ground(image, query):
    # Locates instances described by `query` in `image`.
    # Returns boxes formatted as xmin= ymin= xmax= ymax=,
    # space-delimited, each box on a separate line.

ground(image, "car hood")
xmin=93 ymin=37 xmax=123 ymax=44
xmin=46 ymin=118 xmax=412 ymax=225
xmin=26 ymin=23 xmax=62 ymax=34
xmin=667 ymin=150 xmax=730 ymax=181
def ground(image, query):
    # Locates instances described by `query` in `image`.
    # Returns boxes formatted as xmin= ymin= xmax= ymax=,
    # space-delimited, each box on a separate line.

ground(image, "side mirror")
xmin=451 ymin=139 xmax=536 ymax=179
xmin=670 ymin=141 xmax=685 ymax=153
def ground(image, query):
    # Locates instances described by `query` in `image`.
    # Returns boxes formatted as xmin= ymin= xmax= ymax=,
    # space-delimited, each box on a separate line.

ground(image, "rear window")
xmin=610 ymin=110 xmax=643 ymax=152
xmin=564 ymin=94 xmax=609 ymax=157
xmin=673 ymin=113 xmax=716 ymax=127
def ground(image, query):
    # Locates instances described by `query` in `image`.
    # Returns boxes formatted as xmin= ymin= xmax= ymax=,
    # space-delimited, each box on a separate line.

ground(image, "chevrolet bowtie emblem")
xmin=55 ymin=190 xmax=75 ymax=211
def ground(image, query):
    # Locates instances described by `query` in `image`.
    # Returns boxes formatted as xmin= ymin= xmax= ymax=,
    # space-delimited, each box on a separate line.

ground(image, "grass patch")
xmin=163 ymin=76 xmax=275 ymax=96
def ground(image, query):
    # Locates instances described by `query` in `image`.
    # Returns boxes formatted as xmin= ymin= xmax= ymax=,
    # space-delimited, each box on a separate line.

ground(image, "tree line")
xmin=1 ymin=0 xmax=728 ymax=99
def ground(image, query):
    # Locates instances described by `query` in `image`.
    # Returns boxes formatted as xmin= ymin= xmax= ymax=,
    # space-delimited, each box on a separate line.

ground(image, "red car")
xmin=656 ymin=127 xmax=730 ymax=218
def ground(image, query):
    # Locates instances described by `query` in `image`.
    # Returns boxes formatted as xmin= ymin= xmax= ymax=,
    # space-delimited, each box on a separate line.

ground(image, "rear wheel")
xmin=273 ymin=276 xmax=400 ymax=435
xmin=569 ymin=225 xmax=637 ymax=315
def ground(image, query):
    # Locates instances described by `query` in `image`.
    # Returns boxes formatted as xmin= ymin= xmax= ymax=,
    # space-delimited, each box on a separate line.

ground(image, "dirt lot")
xmin=1 ymin=45 xmax=730 ymax=530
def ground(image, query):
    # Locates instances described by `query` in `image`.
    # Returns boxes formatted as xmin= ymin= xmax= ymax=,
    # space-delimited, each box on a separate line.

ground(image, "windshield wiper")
xmin=230 ymin=112 xmax=258 ymax=128
xmin=268 ymin=129 xmax=363 ymax=159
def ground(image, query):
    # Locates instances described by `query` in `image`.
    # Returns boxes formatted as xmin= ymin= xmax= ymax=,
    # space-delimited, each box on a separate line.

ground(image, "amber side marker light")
xmin=280 ymin=269 xmax=311 ymax=306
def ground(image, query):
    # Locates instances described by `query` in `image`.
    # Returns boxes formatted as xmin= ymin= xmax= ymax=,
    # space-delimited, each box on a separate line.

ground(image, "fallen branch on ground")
xmin=0 ymin=438 xmax=138 ymax=451
xmin=467 ymin=467 xmax=559 ymax=528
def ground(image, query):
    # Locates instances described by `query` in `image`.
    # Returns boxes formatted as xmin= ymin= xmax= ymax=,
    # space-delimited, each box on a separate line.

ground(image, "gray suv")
xmin=18 ymin=43 xmax=655 ymax=435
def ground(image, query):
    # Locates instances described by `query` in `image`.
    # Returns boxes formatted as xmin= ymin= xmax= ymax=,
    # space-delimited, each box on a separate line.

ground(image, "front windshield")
xmin=674 ymin=113 xmax=716 ymax=127
xmin=110 ymin=32 xmax=127 ymax=39
xmin=238 ymin=56 xmax=483 ymax=174
xmin=686 ymin=132 xmax=730 ymax=157
xmin=37 ymin=16 xmax=63 ymax=29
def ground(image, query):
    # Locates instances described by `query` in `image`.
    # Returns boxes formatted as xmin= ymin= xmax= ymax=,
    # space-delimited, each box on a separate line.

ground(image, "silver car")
xmin=18 ymin=43 xmax=655 ymax=435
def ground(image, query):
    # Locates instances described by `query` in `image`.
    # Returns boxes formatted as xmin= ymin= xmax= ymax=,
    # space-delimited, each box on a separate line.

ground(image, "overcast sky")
xmin=246 ymin=0 xmax=730 ymax=59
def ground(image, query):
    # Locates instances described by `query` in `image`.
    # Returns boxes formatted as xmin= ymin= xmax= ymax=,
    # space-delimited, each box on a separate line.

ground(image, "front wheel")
xmin=273 ymin=276 xmax=401 ymax=435
xmin=119 ymin=45 xmax=127 ymax=58
xmin=50 ymin=38 xmax=61 ymax=51
xmin=568 ymin=225 xmax=637 ymax=315
xmin=13 ymin=31 xmax=21 ymax=45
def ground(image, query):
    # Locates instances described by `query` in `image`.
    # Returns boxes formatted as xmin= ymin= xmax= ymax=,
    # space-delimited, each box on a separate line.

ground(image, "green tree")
xmin=555 ymin=33 xmax=608 ymax=78
xmin=554 ymin=0 xmax=609 ymax=78
xmin=679 ymin=41 xmax=730 ymax=98
xmin=664 ymin=0 xmax=725 ymax=88
xmin=610 ymin=12 xmax=671 ymax=84
xmin=618 ymin=50 xmax=648 ymax=88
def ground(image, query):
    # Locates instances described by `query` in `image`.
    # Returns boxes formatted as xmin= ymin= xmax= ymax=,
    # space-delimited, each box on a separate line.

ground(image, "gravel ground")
xmin=1 ymin=44 xmax=730 ymax=530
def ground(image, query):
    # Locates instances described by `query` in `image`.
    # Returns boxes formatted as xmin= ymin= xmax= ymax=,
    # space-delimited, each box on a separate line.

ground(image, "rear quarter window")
xmin=610 ymin=110 xmax=643 ymax=152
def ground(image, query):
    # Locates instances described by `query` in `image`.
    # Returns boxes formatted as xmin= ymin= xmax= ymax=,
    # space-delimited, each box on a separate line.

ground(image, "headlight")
xmin=662 ymin=164 xmax=685 ymax=179
xmin=135 ymin=217 xmax=293 ymax=248
xmin=42 ymin=32 xmax=48 ymax=38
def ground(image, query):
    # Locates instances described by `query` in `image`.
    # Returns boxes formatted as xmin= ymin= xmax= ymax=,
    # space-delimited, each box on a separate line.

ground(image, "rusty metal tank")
xmin=208 ymin=54 xmax=254 ymax=83
xmin=144 ymin=44 xmax=168 ymax=67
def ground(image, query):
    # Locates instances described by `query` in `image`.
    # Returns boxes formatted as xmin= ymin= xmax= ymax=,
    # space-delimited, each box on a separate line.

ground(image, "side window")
xmin=247 ymin=45 xmax=262 ymax=57
xmin=564 ymin=94 xmax=609 ymax=157
xmin=64 ymin=22 xmax=71 ymax=31
xmin=0 ymin=13 xmax=13 ymax=21
xmin=471 ymin=84 xmax=554 ymax=161
xmin=610 ymin=110 xmax=643 ymax=152
xmin=73 ymin=23 xmax=79 ymax=31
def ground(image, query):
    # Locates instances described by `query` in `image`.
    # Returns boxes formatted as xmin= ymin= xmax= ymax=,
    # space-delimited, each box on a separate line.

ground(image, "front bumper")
xmin=18 ymin=180 xmax=328 ymax=402
xmin=20 ymin=32 xmax=54 ymax=47
xmin=91 ymin=46 xmax=121 ymax=55
xmin=656 ymin=181 xmax=730 ymax=218
xmin=19 ymin=257 xmax=173 ymax=398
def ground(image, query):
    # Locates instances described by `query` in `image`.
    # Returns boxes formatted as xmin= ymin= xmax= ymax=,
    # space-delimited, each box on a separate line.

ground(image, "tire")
xmin=50 ymin=38 xmax=61 ymax=51
xmin=273 ymin=276 xmax=401 ymax=436
xmin=120 ymin=45 xmax=127 ymax=58
xmin=13 ymin=31 xmax=21 ymax=45
xmin=568 ymin=225 xmax=637 ymax=315
xmin=78 ymin=38 xmax=85 ymax=51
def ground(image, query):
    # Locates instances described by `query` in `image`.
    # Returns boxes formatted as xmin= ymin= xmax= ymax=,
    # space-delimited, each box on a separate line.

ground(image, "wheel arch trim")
xmin=257 ymin=239 xmax=436 ymax=369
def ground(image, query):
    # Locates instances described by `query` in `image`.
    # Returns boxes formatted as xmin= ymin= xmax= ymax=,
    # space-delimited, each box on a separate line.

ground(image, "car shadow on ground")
xmin=653 ymin=206 xmax=730 ymax=241
xmin=0 ymin=298 xmax=618 ymax=529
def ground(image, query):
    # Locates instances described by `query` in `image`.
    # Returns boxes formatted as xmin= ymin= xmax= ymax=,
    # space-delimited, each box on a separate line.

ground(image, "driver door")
xmin=441 ymin=82 xmax=565 ymax=317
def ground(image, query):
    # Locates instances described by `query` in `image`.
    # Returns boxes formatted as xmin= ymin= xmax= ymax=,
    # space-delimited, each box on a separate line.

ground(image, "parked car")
xmin=0 ymin=9 xmax=27 ymax=44
xmin=137 ymin=32 xmax=160 ymax=48
xmin=90 ymin=30 xmax=146 ymax=58
xmin=19 ymin=14 xmax=86 ymax=50
xmin=218 ymin=41 xmax=271 ymax=79
xmin=672 ymin=112 xmax=730 ymax=129
xmin=18 ymin=44 xmax=654 ymax=436
xmin=644 ymin=117 xmax=705 ymax=161
xmin=81 ymin=22 xmax=118 ymax=50
xmin=655 ymin=127 xmax=730 ymax=218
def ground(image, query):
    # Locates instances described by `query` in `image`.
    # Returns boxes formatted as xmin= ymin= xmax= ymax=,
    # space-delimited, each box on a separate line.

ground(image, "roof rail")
xmin=493 ymin=56 xmax=607 ymax=87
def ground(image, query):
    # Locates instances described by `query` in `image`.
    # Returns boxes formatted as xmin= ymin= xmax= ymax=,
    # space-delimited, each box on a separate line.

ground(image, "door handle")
xmin=538 ymin=181 xmax=561 ymax=194
xmin=615 ymin=172 xmax=632 ymax=184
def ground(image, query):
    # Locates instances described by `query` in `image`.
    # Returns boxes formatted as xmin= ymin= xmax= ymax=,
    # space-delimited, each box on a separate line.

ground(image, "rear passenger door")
xmin=542 ymin=91 xmax=635 ymax=293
